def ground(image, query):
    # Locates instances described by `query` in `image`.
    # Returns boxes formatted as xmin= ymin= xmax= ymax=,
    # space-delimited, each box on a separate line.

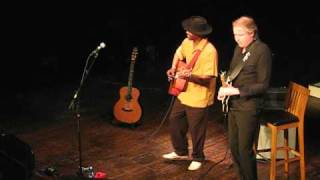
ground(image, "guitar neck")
xmin=127 ymin=60 xmax=136 ymax=95
xmin=126 ymin=47 xmax=138 ymax=97
xmin=220 ymin=71 xmax=231 ymax=87
xmin=221 ymin=79 xmax=228 ymax=87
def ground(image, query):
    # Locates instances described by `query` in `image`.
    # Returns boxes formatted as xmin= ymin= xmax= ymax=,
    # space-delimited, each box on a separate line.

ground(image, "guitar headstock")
xmin=131 ymin=47 xmax=138 ymax=61
xmin=220 ymin=71 xmax=231 ymax=87
xmin=220 ymin=71 xmax=226 ymax=82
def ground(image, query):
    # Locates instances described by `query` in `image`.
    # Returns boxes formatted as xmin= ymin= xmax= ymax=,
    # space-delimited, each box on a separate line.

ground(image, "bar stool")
xmin=257 ymin=81 xmax=310 ymax=180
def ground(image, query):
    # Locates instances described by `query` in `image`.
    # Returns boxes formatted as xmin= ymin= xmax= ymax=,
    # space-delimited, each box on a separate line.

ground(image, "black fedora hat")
xmin=182 ymin=16 xmax=212 ymax=36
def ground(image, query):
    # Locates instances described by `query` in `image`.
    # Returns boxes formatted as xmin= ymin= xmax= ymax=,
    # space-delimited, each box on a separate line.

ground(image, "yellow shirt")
xmin=175 ymin=38 xmax=218 ymax=108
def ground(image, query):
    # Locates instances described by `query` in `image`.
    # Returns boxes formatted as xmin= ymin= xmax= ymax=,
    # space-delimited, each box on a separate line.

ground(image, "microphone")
xmin=95 ymin=42 xmax=106 ymax=51
xmin=92 ymin=42 xmax=106 ymax=55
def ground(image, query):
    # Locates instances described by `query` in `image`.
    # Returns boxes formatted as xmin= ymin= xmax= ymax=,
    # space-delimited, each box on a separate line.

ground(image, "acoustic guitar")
xmin=113 ymin=47 xmax=142 ymax=124
xmin=168 ymin=46 xmax=205 ymax=96
xmin=220 ymin=71 xmax=231 ymax=113
xmin=168 ymin=60 xmax=189 ymax=96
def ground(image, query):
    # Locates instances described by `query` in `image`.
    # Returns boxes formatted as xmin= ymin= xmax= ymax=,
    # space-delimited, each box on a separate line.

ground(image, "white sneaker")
xmin=162 ymin=152 xmax=188 ymax=160
xmin=188 ymin=161 xmax=202 ymax=171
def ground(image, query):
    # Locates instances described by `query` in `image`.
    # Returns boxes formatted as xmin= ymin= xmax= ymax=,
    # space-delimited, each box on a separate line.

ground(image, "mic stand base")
xmin=76 ymin=165 xmax=95 ymax=178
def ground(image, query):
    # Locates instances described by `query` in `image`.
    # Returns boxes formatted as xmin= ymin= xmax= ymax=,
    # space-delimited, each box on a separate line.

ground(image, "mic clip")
xmin=91 ymin=50 xmax=100 ymax=58
xmin=90 ymin=42 xmax=105 ymax=58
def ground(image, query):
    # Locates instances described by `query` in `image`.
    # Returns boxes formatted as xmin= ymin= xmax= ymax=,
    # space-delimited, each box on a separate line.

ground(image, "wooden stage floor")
xmin=1 ymin=78 xmax=319 ymax=179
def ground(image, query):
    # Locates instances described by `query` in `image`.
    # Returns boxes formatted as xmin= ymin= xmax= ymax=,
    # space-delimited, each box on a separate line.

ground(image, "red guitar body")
xmin=168 ymin=61 xmax=188 ymax=96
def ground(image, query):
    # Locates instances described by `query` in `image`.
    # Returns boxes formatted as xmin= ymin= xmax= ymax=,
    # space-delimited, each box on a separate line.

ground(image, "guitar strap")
xmin=227 ymin=53 xmax=249 ymax=81
xmin=186 ymin=39 xmax=208 ymax=69
xmin=228 ymin=40 xmax=257 ymax=81
xmin=221 ymin=49 xmax=249 ymax=114
xmin=168 ymin=39 xmax=209 ymax=96
xmin=173 ymin=39 xmax=208 ymax=70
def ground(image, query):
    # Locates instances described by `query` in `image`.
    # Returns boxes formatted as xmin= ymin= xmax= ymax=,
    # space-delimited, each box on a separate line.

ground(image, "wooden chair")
xmin=257 ymin=81 xmax=310 ymax=180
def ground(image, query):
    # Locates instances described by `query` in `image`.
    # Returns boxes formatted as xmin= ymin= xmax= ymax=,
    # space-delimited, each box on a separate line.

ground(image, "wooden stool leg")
xmin=270 ymin=127 xmax=277 ymax=180
xmin=284 ymin=129 xmax=289 ymax=174
xmin=298 ymin=126 xmax=306 ymax=180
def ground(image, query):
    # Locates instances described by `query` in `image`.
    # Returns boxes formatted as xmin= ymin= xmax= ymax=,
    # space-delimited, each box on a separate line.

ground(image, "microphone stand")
xmin=68 ymin=49 xmax=100 ymax=177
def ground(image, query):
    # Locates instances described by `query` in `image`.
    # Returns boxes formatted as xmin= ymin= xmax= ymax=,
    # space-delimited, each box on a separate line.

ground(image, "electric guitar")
xmin=113 ymin=47 xmax=142 ymax=124
xmin=220 ymin=71 xmax=231 ymax=113
xmin=168 ymin=60 xmax=189 ymax=96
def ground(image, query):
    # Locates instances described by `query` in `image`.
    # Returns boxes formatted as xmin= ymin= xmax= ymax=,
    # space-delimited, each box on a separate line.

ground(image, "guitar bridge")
xmin=122 ymin=107 xmax=133 ymax=112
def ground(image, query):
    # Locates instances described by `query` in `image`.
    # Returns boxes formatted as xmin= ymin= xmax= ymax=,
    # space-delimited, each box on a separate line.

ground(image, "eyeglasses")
xmin=233 ymin=31 xmax=254 ymax=37
xmin=233 ymin=33 xmax=250 ymax=37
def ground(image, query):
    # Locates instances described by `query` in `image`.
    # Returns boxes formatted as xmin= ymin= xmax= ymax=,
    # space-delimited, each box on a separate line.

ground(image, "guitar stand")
xmin=111 ymin=118 xmax=141 ymax=129
xmin=67 ymin=45 xmax=103 ymax=178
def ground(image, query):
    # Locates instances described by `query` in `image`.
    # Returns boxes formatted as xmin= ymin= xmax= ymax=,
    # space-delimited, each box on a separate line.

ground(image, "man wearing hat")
xmin=163 ymin=16 xmax=218 ymax=171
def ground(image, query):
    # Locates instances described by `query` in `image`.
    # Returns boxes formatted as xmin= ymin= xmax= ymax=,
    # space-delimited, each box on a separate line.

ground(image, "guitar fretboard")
xmin=126 ymin=47 xmax=138 ymax=99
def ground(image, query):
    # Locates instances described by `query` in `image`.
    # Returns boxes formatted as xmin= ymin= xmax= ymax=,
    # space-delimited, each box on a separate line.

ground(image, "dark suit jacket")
xmin=228 ymin=39 xmax=272 ymax=111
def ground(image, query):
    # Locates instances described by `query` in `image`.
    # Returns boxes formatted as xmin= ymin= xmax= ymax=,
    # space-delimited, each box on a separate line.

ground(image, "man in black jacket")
xmin=217 ymin=16 xmax=272 ymax=180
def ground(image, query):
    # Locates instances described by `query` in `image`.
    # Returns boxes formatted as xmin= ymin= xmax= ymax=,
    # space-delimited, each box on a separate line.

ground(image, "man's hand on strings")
xmin=167 ymin=68 xmax=176 ymax=81
xmin=176 ymin=68 xmax=192 ymax=79
xmin=217 ymin=84 xmax=240 ymax=101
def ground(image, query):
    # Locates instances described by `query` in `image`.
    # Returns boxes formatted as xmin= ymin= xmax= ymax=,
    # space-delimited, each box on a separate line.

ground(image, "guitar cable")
xmin=198 ymin=140 xmax=230 ymax=180
xmin=197 ymin=76 xmax=233 ymax=179
xmin=142 ymin=81 xmax=232 ymax=179
xmin=143 ymin=95 xmax=176 ymax=142
xmin=198 ymin=109 xmax=231 ymax=179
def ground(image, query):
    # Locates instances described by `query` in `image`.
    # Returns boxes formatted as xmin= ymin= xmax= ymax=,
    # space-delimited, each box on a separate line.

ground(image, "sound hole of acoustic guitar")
xmin=125 ymin=94 xmax=132 ymax=101
xmin=122 ymin=96 xmax=133 ymax=112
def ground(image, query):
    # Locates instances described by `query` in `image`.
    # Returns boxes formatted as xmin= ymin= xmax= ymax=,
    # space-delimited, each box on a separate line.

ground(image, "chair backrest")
xmin=284 ymin=81 xmax=310 ymax=125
